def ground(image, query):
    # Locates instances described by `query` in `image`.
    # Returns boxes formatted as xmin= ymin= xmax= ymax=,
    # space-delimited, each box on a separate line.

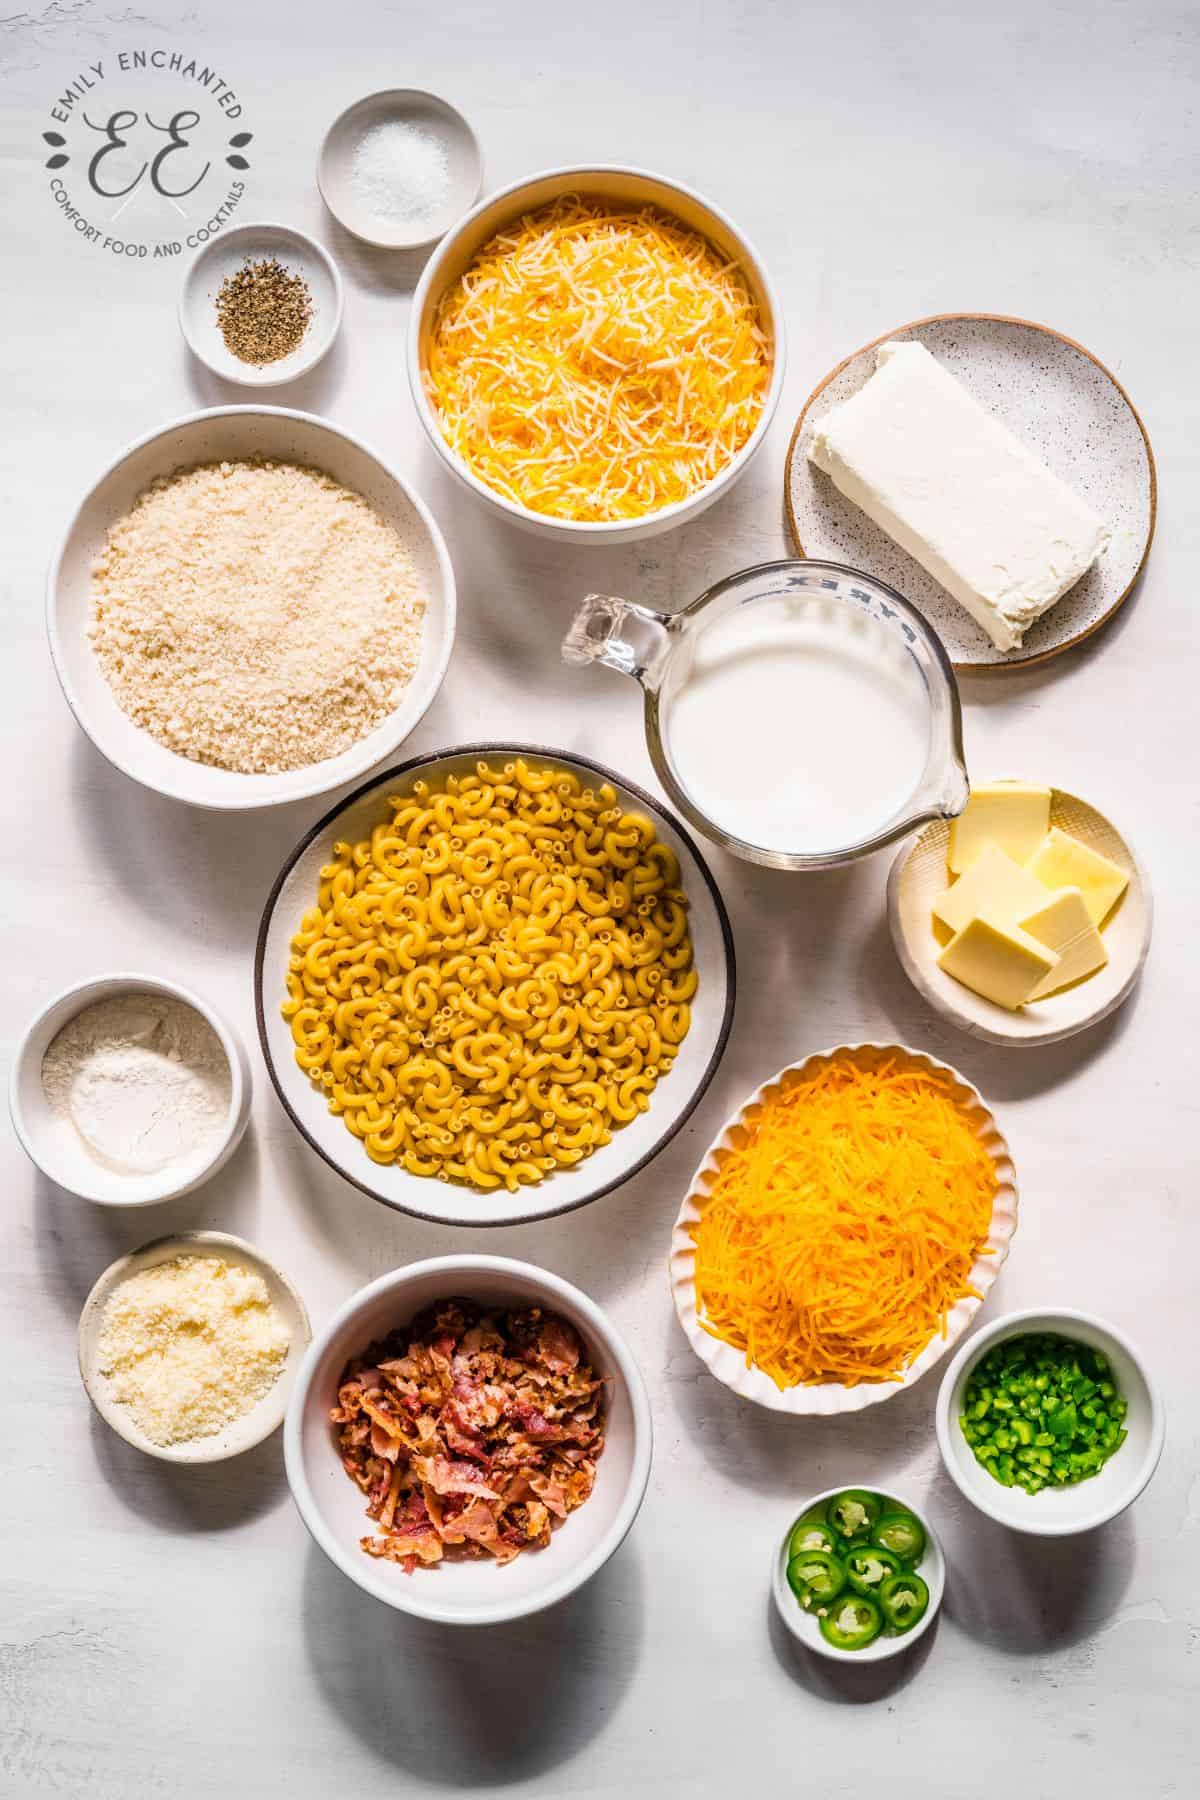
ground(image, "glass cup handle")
xmin=562 ymin=594 xmax=676 ymax=689
xmin=935 ymin=762 xmax=971 ymax=818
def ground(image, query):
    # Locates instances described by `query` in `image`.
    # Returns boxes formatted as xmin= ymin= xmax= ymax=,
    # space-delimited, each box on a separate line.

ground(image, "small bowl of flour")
xmin=11 ymin=975 xmax=251 ymax=1204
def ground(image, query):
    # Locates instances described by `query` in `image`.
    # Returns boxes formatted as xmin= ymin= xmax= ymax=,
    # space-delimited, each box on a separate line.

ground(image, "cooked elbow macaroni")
xmin=282 ymin=759 xmax=695 ymax=1191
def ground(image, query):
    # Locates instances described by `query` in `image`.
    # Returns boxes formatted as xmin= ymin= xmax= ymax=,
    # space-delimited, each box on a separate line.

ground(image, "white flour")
xmin=41 ymin=993 xmax=232 ymax=1177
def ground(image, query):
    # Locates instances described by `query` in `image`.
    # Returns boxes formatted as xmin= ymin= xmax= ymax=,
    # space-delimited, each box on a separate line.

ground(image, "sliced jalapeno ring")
xmin=818 ymin=1594 xmax=884 ymax=1651
xmin=788 ymin=1519 xmax=836 ymax=1559
xmin=871 ymin=1510 xmax=926 ymax=1566
xmin=824 ymin=1489 xmax=883 ymax=1545
xmin=878 ymin=1570 xmax=930 ymax=1632
xmin=844 ymin=1545 xmax=903 ymax=1597
xmin=786 ymin=1548 xmax=846 ymax=1610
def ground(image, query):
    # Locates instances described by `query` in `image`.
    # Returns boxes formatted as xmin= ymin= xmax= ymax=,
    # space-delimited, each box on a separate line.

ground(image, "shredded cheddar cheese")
xmin=689 ymin=1056 xmax=998 ymax=1390
xmin=425 ymin=195 xmax=770 ymax=522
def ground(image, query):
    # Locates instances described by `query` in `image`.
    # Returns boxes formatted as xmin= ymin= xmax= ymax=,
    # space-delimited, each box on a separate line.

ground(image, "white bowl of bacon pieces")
xmin=284 ymin=1255 xmax=652 ymax=1624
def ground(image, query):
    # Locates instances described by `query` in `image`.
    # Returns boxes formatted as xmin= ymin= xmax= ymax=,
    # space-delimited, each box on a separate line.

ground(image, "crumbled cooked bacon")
xmin=332 ymin=1299 xmax=605 ymax=1573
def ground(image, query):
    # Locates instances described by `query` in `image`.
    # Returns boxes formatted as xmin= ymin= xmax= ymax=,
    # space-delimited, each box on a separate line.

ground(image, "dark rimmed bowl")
xmin=254 ymin=742 xmax=735 ymax=1226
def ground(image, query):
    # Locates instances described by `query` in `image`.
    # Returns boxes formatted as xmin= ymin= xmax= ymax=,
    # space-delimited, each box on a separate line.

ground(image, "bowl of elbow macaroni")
xmin=254 ymin=743 xmax=736 ymax=1226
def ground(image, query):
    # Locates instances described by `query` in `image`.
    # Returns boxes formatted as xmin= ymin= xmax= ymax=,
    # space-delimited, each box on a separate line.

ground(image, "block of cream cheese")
xmin=938 ymin=916 xmax=1059 ymax=1010
xmin=808 ymin=342 xmax=1111 ymax=651
xmin=947 ymin=781 xmax=1052 ymax=875
xmin=1019 ymin=886 xmax=1109 ymax=999
xmin=933 ymin=842 xmax=1049 ymax=936
xmin=1026 ymin=827 xmax=1129 ymax=926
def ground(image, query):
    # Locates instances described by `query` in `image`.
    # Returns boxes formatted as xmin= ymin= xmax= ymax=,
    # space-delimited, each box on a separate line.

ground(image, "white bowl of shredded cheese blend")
xmin=409 ymin=165 xmax=786 ymax=544
xmin=78 ymin=1231 xmax=310 ymax=1463
xmin=10 ymin=974 xmax=251 ymax=1205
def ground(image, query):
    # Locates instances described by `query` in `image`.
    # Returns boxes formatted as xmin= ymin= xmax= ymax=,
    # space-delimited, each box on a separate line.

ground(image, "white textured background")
xmin=1 ymin=2 xmax=1196 ymax=1795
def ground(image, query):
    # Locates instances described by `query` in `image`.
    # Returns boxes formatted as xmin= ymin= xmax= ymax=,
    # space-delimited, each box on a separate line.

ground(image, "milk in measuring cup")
xmin=662 ymin=595 xmax=931 ymax=855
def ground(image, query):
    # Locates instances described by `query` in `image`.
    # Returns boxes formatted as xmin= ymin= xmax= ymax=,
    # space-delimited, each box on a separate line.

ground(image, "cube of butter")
xmin=938 ymin=916 xmax=1060 ymax=1010
xmin=1019 ymin=886 xmax=1108 ymax=999
xmin=947 ymin=782 xmax=1052 ymax=875
xmin=1026 ymin=828 xmax=1129 ymax=926
xmin=933 ymin=842 xmax=1050 ymax=936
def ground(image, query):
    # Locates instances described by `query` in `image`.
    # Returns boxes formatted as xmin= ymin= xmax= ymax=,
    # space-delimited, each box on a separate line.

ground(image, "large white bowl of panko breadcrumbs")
xmin=47 ymin=407 xmax=456 ymax=809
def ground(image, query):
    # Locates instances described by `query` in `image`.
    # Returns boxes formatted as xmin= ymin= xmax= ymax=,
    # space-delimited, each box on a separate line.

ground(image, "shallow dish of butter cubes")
xmin=887 ymin=782 xmax=1152 ymax=1046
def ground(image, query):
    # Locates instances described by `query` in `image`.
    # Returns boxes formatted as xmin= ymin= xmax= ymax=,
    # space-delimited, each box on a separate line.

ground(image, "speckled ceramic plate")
xmin=786 ymin=315 xmax=1156 ymax=670
xmin=887 ymin=782 xmax=1152 ymax=1046
xmin=668 ymin=1043 xmax=1018 ymax=1415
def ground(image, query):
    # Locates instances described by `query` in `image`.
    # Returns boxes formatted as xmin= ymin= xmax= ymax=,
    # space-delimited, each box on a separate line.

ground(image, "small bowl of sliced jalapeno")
xmin=772 ymin=1485 xmax=944 ymax=1661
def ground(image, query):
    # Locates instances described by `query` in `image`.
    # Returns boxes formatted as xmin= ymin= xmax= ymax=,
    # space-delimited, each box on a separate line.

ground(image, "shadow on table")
xmin=861 ymin=908 xmax=1139 ymax=1102
xmin=767 ymin=1589 xmax=937 ymax=1702
xmin=927 ymin=1465 xmax=1136 ymax=1652
xmin=68 ymin=732 xmax=320 ymax=948
xmin=302 ymin=1536 xmax=643 ymax=1786
xmin=320 ymin=218 xmax=436 ymax=293
xmin=31 ymin=1126 xmax=260 ymax=1325
xmin=953 ymin=566 xmax=1148 ymax=708
xmin=665 ymin=1301 xmax=940 ymax=1497
xmin=88 ymin=1410 xmax=288 ymax=1531
xmin=180 ymin=321 xmax=349 ymax=415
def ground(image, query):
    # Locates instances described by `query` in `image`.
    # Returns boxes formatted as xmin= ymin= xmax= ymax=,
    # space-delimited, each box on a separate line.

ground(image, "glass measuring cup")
xmin=562 ymin=559 xmax=969 ymax=871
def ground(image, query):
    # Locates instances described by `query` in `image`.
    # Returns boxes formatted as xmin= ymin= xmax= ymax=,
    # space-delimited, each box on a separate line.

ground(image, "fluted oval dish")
xmin=669 ymin=1042 xmax=1018 ymax=1415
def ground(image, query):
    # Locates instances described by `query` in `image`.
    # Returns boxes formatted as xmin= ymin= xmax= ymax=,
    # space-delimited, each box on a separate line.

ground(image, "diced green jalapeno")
xmin=824 ymin=1489 xmax=882 ymax=1544
xmin=960 ymin=1333 xmax=1129 ymax=1495
xmin=786 ymin=1549 xmax=846 ymax=1610
xmin=879 ymin=1571 xmax=929 ymax=1633
xmin=818 ymin=1594 xmax=884 ymax=1651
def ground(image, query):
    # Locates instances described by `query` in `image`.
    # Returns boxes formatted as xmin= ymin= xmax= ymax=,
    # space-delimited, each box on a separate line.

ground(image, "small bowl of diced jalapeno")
xmin=936 ymin=1308 xmax=1164 ymax=1536
xmin=772 ymin=1486 xmax=944 ymax=1661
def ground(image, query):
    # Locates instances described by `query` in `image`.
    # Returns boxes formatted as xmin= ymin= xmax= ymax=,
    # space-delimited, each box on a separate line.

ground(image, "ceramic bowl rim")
xmin=406 ymin=161 xmax=786 ymax=538
xmin=283 ymin=1253 xmax=653 ymax=1624
xmin=934 ymin=1305 xmax=1166 ymax=1535
xmin=9 ymin=970 xmax=251 ymax=1206
xmin=78 ymin=1228 xmax=312 ymax=1462
xmin=177 ymin=219 xmax=345 ymax=387
xmin=45 ymin=404 xmax=457 ymax=811
xmin=253 ymin=740 xmax=736 ymax=1225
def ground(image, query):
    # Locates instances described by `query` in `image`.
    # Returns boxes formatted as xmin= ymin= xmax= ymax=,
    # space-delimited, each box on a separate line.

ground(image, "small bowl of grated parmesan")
xmin=78 ymin=1231 xmax=310 ymax=1464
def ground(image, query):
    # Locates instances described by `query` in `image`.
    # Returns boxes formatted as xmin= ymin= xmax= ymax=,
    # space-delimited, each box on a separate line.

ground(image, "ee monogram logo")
xmin=41 ymin=47 xmax=257 ymax=262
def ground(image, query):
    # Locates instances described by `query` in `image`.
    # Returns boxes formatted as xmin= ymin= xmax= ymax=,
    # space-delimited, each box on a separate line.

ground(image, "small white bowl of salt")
xmin=318 ymin=88 xmax=482 ymax=249
xmin=10 ymin=974 xmax=251 ymax=1205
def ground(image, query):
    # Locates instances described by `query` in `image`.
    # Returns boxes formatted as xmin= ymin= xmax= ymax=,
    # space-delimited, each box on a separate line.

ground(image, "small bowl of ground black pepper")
xmin=179 ymin=221 xmax=343 ymax=386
